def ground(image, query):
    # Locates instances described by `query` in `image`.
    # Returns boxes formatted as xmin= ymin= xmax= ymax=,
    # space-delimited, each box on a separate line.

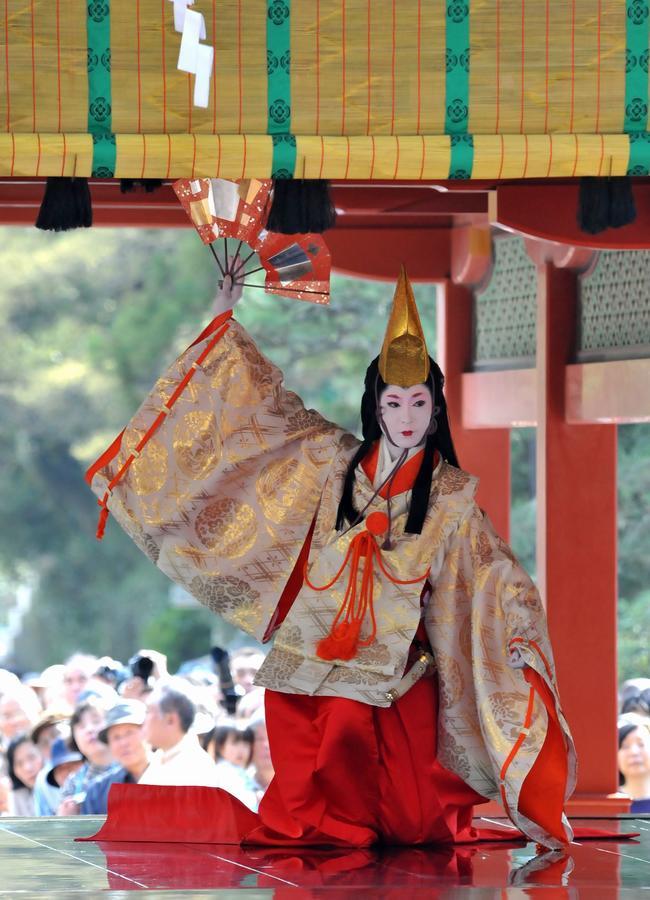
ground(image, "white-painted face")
xmin=379 ymin=383 xmax=433 ymax=449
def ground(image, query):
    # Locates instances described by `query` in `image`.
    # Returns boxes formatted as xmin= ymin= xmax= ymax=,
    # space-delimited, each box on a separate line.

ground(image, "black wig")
xmin=335 ymin=355 xmax=459 ymax=535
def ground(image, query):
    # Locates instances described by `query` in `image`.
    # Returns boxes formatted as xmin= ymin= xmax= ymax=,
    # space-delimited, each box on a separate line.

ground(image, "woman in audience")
xmin=618 ymin=720 xmax=650 ymax=813
xmin=5 ymin=734 xmax=44 ymax=816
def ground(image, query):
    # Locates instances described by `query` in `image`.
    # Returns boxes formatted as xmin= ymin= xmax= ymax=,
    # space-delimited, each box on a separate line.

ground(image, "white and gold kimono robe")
xmin=88 ymin=311 xmax=577 ymax=849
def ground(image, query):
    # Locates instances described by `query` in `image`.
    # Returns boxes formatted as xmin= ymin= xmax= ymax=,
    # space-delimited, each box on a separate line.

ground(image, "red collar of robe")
xmin=263 ymin=441 xmax=438 ymax=641
xmin=360 ymin=440 xmax=439 ymax=497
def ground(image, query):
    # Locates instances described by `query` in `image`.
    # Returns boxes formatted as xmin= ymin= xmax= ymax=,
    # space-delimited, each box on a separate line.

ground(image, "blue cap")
xmin=45 ymin=736 xmax=83 ymax=787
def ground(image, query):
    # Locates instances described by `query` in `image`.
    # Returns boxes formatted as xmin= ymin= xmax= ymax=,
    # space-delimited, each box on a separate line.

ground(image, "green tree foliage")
xmin=0 ymin=226 xmax=435 ymax=670
xmin=618 ymin=590 xmax=650 ymax=683
xmin=141 ymin=607 xmax=217 ymax=674
xmin=510 ymin=428 xmax=536 ymax=578
xmin=618 ymin=424 xmax=650 ymax=603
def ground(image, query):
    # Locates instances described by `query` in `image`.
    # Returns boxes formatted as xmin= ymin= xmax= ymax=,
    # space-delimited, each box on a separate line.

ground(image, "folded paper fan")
xmin=173 ymin=177 xmax=330 ymax=304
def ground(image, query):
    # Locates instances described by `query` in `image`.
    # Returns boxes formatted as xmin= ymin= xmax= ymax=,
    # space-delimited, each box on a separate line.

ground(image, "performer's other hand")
xmin=213 ymin=260 xmax=244 ymax=316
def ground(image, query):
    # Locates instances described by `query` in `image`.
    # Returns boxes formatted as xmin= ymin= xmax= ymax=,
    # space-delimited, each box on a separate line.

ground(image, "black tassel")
xmin=35 ymin=177 xmax=92 ymax=232
xmin=578 ymin=175 xmax=637 ymax=235
xmin=266 ymin=179 xmax=337 ymax=234
xmin=577 ymin=177 xmax=610 ymax=235
xmin=608 ymin=176 xmax=636 ymax=229
xmin=119 ymin=179 xmax=163 ymax=193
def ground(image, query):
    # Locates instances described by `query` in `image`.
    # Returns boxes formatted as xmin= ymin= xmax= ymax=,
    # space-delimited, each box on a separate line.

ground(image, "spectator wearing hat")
xmin=81 ymin=700 xmax=151 ymax=815
xmin=31 ymin=711 xmax=69 ymax=817
xmin=44 ymin=737 xmax=84 ymax=791
xmin=31 ymin=709 xmax=68 ymax=757
xmin=139 ymin=679 xmax=219 ymax=787
xmin=57 ymin=698 xmax=116 ymax=815
xmin=5 ymin=734 xmax=44 ymax=816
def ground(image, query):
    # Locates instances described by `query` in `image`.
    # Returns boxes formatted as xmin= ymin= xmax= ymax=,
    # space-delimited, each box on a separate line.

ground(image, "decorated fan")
xmin=173 ymin=177 xmax=331 ymax=304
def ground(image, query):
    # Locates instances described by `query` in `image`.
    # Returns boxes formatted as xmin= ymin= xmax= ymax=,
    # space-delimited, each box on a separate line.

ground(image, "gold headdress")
xmin=378 ymin=265 xmax=430 ymax=387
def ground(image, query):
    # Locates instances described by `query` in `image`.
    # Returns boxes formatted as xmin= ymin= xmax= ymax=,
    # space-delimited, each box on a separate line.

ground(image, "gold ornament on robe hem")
xmin=89 ymin=318 xmax=576 ymax=851
xmin=378 ymin=264 xmax=430 ymax=388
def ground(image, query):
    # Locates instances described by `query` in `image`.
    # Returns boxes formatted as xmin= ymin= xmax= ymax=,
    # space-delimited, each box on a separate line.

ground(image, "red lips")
xmin=402 ymin=431 xmax=413 ymax=436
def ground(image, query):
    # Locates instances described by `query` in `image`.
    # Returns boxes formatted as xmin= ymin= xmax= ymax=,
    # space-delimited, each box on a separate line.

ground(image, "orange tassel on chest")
xmin=307 ymin=513 xmax=428 ymax=663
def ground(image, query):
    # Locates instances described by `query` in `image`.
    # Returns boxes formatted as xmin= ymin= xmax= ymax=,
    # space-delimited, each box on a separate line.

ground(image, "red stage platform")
xmin=0 ymin=814 xmax=647 ymax=895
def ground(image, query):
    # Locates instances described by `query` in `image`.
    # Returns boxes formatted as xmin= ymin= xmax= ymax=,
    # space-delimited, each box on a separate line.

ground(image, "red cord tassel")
xmin=96 ymin=504 xmax=110 ymax=540
xmin=316 ymin=620 xmax=362 ymax=661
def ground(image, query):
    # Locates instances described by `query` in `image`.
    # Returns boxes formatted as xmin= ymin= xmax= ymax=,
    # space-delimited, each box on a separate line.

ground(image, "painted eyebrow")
xmin=384 ymin=392 xmax=425 ymax=399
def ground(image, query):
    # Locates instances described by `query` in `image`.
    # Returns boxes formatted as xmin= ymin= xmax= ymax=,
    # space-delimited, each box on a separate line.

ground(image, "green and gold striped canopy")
xmin=1 ymin=0 xmax=649 ymax=180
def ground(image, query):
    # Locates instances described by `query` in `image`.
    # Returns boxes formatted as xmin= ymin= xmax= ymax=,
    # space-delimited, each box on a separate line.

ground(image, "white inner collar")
xmin=373 ymin=436 xmax=424 ymax=490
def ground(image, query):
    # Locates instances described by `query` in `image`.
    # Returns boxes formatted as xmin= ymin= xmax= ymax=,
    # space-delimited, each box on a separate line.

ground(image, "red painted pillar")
xmin=438 ymin=281 xmax=510 ymax=540
xmin=536 ymin=262 xmax=620 ymax=803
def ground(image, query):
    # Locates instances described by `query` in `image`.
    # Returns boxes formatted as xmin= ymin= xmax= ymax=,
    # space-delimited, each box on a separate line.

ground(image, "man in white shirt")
xmin=139 ymin=679 xmax=219 ymax=787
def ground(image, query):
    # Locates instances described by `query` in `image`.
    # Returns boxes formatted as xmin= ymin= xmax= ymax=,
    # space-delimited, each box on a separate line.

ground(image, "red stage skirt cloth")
xmin=80 ymin=676 xmax=636 ymax=847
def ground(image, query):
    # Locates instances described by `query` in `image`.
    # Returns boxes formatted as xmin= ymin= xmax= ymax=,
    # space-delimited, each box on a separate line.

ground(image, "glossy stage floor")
xmin=0 ymin=815 xmax=648 ymax=896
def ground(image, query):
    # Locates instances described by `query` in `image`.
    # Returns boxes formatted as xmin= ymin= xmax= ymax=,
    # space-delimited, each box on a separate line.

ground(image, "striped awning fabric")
xmin=0 ymin=0 xmax=648 ymax=180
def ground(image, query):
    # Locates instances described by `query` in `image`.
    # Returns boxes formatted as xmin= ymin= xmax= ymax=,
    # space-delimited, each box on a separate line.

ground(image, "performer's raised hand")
xmin=213 ymin=260 xmax=244 ymax=316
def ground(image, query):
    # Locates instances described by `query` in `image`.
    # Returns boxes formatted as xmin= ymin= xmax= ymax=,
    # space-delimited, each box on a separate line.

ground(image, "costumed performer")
xmin=85 ymin=266 xmax=576 ymax=850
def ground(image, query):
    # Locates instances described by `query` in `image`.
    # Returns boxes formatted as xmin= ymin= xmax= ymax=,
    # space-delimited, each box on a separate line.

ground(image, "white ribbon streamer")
xmin=168 ymin=5 xmax=215 ymax=109
xmin=168 ymin=0 xmax=195 ymax=33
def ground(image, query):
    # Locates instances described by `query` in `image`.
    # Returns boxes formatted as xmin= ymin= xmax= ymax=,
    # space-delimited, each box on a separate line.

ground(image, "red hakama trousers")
xmin=248 ymin=673 xmax=487 ymax=847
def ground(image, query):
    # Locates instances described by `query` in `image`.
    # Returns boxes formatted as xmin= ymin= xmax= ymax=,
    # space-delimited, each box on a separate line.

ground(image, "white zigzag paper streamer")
xmin=167 ymin=0 xmax=214 ymax=109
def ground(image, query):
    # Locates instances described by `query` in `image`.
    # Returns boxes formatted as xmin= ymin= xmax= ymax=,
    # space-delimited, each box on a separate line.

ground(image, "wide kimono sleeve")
xmin=86 ymin=312 xmax=349 ymax=641
xmin=424 ymin=502 xmax=578 ymax=850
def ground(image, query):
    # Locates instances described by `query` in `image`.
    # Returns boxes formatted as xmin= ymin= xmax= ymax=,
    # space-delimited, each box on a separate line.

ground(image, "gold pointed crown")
xmin=378 ymin=265 xmax=430 ymax=387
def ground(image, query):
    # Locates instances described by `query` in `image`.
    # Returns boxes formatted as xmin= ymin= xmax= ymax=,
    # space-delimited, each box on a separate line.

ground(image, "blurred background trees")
xmin=0 ymin=226 xmax=647 ymax=681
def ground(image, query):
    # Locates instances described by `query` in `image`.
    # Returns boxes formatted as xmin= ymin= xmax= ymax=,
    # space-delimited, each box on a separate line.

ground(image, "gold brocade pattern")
xmin=90 ymin=317 xmax=576 ymax=851
xmin=128 ymin=438 xmax=168 ymax=496
xmin=173 ymin=411 xmax=221 ymax=479
xmin=91 ymin=319 xmax=344 ymax=643
xmin=423 ymin=504 xmax=577 ymax=849
xmin=256 ymin=459 xmax=319 ymax=527
xmin=195 ymin=498 xmax=258 ymax=558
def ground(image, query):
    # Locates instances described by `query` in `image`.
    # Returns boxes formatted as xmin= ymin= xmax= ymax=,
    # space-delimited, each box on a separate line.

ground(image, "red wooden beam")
xmin=460 ymin=359 xmax=650 ymax=429
xmin=438 ymin=281 xmax=511 ymax=540
xmin=567 ymin=358 xmax=650 ymax=424
xmin=331 ymin=185 xmax=488 ymax=215
xmin=0 ymin=180 xmax=488 ymax=229
xmin=536 ymin=263 xmax=619 ymax=799
xmin=462 ymin=369 xmax=537 ymax=428
xmin=494 ymin=182 xmax=650 ymax=249
xmin=450 ymin=224 xmax=493 ymax=286
xmin=327 ymin=226 xmax=452 ymax=281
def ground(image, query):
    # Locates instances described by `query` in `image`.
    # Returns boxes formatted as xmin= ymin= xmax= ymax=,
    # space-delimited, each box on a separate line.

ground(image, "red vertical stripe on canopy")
xmin=136 ymin=0 xmax=142 ymax=131
xmin=30 ymin=0 xmax=36 ymax=131
xmin=161 ymin=0 xmax=167 ymax=133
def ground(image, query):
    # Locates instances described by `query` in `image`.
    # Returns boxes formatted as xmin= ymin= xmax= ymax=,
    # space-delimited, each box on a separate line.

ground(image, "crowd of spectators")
xmin=0 ymin=646 xmax=271 ymax=817
xmin=616 ymin=678 xmax=650 ymax=812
